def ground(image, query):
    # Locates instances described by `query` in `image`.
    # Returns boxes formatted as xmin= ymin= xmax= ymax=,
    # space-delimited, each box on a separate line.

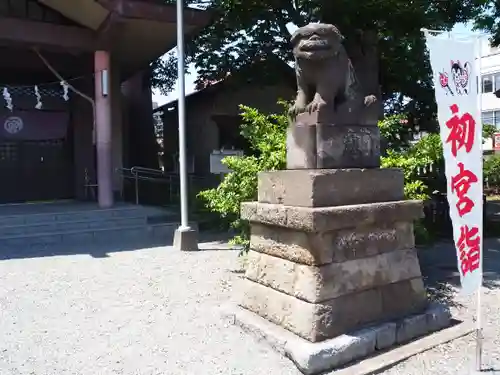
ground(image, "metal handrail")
xmin=116 ymin=166 xmax=213 ymax=205
xmin=117 ymin=167 xmax=176 ymax=204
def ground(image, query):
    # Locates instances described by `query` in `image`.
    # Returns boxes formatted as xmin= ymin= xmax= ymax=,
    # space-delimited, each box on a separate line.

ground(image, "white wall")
xmin=480 ymin=42 xmax=500 ymax=111
xmin=480 ymin=39 xmax=500 ymax=151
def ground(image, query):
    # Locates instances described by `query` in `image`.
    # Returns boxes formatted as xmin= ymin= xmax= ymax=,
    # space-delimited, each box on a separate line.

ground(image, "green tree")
xmin=153 ymin=0 xmax=488 ymax=129
xmin=483 ymin=123 xmax=496 ymax=140
xmin=475 ymin=2 xmax=500 ymax=46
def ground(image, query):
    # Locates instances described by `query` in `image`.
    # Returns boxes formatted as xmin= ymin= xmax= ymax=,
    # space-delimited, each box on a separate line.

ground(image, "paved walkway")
xmin=0 ymin=237 xmax=499 ymax=374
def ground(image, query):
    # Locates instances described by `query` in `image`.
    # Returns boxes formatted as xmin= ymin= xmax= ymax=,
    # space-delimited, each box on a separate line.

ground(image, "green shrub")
xmin=198 ymin=108 xmax=446 ymax=251
xmin=484 ymin=154 xmax=500 ymax=187
xmin=380 ymin=131 xmax=444 ymax=244
xmin=484 ymin=156 xmax=500 ymax=179
xmin=378 ymin=114 xmax=412 ymax=152
xmin=197 ymin=102 xmax=288 ymax=252
xmin=380 ymin=132 xmax=443 ymax=200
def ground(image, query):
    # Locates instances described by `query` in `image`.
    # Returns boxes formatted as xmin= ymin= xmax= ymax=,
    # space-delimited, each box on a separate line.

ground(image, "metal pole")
xmin=177 ymin=0 xmax=189 ymax=229
xmin=475 ymin=34 xmax=484 ymax=373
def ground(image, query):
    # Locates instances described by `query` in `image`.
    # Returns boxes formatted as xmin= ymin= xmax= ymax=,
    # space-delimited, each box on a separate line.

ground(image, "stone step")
xmin=0 ymin=216 xmax=148 ymax=237
xmin=0 ymin=222 xmax=178 ymax=250
xmin=0 ymin=206 xmax=158 ymax=227
xmin=0 ymin=204 xmax=186 ymax=255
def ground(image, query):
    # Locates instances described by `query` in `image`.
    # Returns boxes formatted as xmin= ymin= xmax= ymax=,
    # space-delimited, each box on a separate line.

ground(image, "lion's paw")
xmin=288 ymin=103 xmax=306 ymax=117
xmin=363 ymin=95 xmax=377 ymax=107
xmin=306 ymin=100 xmax=326 ymax=113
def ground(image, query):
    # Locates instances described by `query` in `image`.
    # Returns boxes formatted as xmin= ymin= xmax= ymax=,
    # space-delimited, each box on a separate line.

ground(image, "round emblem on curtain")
xmin=4 ymin=116 xmax=23 ymax=134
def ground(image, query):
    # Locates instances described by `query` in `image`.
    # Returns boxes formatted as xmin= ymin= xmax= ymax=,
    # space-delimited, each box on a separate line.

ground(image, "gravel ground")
xmin=380 ymin=239 xmax=500 ymax=375
xmin=379 ymin=285 xmax=500 ymax=375
xmin=0 ymin=237 xmax=499 ymax=375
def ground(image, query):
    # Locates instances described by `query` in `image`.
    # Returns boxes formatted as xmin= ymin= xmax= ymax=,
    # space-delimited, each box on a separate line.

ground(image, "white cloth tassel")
xmin=60 ymin=80 xmax=69 ymax=101
xmin=34 ymin=85 xmax=42 ymax=109
xmin=3 ymin=87 xmax=13 ymax=111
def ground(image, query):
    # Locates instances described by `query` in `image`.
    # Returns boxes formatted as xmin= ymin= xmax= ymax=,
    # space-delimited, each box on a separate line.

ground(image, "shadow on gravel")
xmin=0 ymin=238 xmax=174 ymax=260
xmin=0 ymin=231 xmax=240 ymax=260
xmin=424 ymin=279 xmax=463 ymax=308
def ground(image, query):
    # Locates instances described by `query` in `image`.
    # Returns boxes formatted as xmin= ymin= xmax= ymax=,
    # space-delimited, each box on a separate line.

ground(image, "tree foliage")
xmin=378 ymin=114 xmax=412 ymax=152
xmin=152 ymin=0 xmax=488 ymax=128
xmin=483 ymin=123 xmax=496 ymax=140
xmin=484 ymin=154 xmax=500 ymax=186
xmin=474 ymin=1 xmax=500 ymax=46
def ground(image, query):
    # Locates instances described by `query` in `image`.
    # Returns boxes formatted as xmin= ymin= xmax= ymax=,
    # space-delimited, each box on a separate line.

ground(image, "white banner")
xmin=426 ymin=34 xmax=483 ymax=295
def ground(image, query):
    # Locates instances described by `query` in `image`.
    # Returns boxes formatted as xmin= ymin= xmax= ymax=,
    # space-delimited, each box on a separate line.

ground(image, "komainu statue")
xmin=288 ymin=23 xmax=377 ymax=126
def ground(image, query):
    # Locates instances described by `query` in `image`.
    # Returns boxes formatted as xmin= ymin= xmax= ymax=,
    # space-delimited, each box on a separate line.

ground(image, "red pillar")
xmin=94 ymin=50 xmax=114 ymax=208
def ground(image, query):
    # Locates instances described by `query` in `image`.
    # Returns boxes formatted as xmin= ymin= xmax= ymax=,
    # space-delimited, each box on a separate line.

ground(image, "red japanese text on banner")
xmin=425 ymin=35 xmax=483 ymax=295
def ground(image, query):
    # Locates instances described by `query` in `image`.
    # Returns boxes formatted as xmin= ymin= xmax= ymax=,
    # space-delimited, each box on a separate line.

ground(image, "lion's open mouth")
xmin=301 ymin=40 xmax=331 ymax=52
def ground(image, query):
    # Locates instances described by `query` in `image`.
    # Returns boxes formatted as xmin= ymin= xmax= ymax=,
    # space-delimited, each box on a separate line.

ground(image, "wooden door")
xmin=0 ymin=139 xmax=73 ymax=203
xmin=0 ymin=142 xmax=22 ymax=203
xmin=20 ymin=139 xmax=73 ymax=202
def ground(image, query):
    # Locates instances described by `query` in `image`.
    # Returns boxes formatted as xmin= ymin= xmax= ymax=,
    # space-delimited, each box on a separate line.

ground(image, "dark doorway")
xmin=0 ymin=138 xmax=73 ymax=203
xmin=0 ymin=108 xmax=74 ymax=204
xmin=212 ymin=114 xmax=252 ymax=153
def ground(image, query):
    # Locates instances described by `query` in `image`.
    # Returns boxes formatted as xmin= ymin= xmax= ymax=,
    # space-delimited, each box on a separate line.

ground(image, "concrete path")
xmin=0 ymin=236 xmax=499 ymax=375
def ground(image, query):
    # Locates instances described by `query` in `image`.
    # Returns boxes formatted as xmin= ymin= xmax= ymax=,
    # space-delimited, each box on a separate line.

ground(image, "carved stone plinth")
xmin=240 ymin=170 xmax=426 ymax=342
xmin=231 ymin=22 xmax=451 ymax=374
xmin=234 ymin=169 xmax=451 ymax=373
xmin=287 ymin=113 xmax=381 ymax=169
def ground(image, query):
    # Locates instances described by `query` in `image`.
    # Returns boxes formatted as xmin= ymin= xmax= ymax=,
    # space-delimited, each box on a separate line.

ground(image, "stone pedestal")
xmin=287 ymin=112 xmax=381 ymax=169
xmin=236 ymin=169 xmax=451 ymax=373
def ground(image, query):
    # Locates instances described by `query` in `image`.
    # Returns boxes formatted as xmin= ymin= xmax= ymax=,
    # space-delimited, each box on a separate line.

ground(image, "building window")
xmin=483 ymin=75 xmax=494 ymax=93
xmin=481 ymin=72 xmax=500 ymax=93
xmin=482 ymin=110 xmax=500 ymax=128
xmin=495 ymin=75 xmax=500 ymax=93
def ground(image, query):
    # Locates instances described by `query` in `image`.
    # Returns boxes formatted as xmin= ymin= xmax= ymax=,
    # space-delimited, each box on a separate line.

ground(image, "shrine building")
xmin=0 ymin=0 xmax=210 ymax=207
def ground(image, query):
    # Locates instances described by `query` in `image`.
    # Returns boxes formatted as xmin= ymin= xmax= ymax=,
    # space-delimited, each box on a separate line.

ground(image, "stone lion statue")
xmin=288 ymin=23 xmax=377 ymax=125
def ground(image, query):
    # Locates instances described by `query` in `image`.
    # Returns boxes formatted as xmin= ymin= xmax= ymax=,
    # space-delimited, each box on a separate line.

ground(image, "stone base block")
xmin=241 ymin=200 xmax=423 ymax=233
xmin=173 ymin=226 xmax=199 ymax=251
xmin=239 ymin=277 xmax=427 ymax=342
xmin=286 ymin=116 xmax=380 ymax=169
xmin=258 ymin=168 xmax=404 ymax=207
xmin=250 ymin=221 xmax=415 ymax=266
xmin=245 ymin=249 xmax=423 ymax=303
xmin=224 ymin=303 xmax=451 ymax=375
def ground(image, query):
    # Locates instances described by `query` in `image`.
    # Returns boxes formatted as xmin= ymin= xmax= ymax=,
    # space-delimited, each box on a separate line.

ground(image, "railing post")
xmin=117 ymin=166 xmax=198 ymax=207
xmin=135 ymin=176 xmax=139 ymax=204
xmin=131 ymin=168 xmax=139 ymax=205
